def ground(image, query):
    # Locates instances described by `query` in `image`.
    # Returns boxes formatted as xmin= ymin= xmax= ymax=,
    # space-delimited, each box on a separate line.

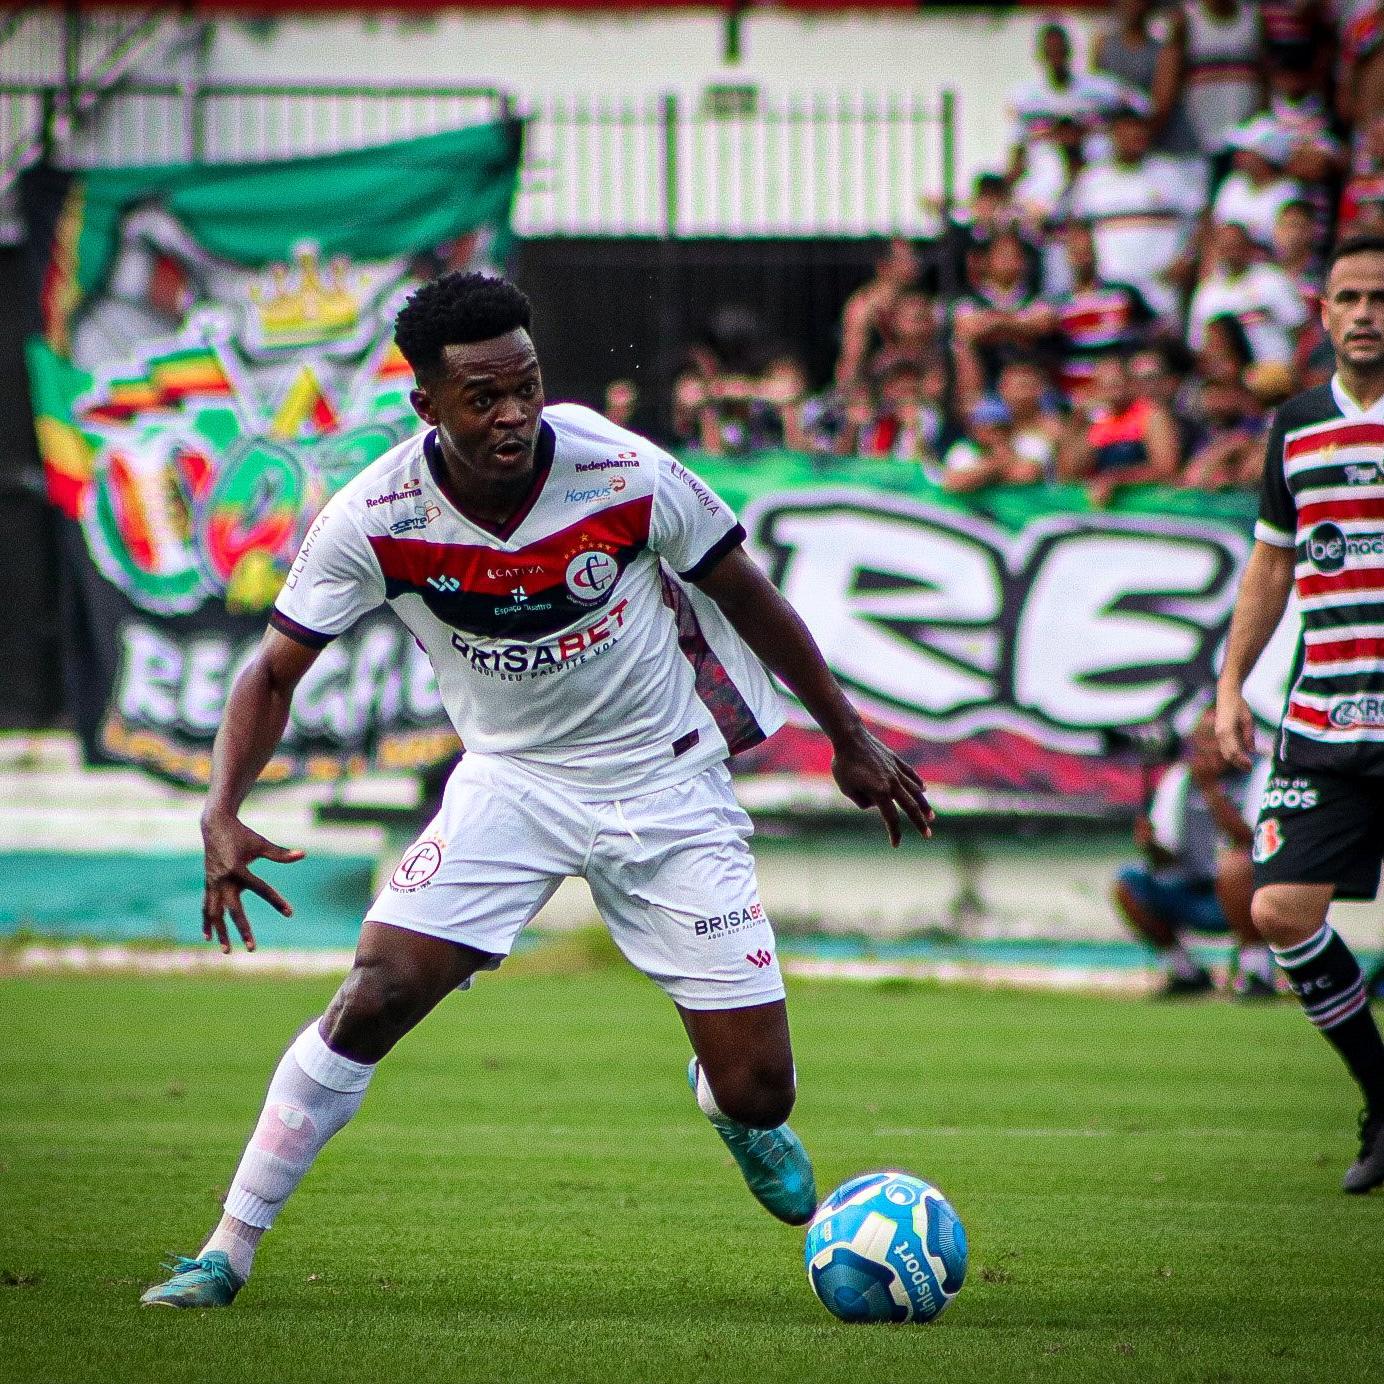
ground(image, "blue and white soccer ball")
xmin=804 ymin=1170 xmax=967 ymax=1324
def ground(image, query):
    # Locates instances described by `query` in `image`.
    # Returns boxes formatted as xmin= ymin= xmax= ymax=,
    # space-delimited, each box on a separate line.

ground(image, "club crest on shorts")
xmin=1253 ymin=817 xmax=1284 ymax=863
xmin=391 ymin=838 xmax=444 ymax=891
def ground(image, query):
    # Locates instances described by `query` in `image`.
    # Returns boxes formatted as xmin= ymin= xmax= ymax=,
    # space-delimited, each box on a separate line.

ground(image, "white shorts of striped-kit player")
xmin=369 ymin=755 xmax=784 ymax=1011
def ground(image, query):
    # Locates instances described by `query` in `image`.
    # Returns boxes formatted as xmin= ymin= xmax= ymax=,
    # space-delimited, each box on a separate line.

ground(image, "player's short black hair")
xmin=1329 ymin=235 xmax=1384 ymax=272
xmin=394 ymin=271 xmax=532 ymax=380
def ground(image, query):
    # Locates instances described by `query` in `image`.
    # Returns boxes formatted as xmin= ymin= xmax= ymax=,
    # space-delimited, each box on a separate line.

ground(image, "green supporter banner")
xmin=20 ymin=121 xmax=1294 ymax=803
xmin=21 ymin=124 xmax=521 ymax=784
xmin=690 ymin=452 xmax=1295 ymax=813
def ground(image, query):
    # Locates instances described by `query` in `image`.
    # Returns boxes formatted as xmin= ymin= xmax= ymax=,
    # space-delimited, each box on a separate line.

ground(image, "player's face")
xmin=411 ymin=328 xmax=545 ymax=484
xmin=1323 ymin=253 xmax=1384 ymax=371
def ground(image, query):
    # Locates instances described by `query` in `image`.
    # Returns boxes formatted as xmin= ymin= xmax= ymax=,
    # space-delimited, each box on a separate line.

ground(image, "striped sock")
xmin=1273 ymin=925 xmax=1384 ymax=1110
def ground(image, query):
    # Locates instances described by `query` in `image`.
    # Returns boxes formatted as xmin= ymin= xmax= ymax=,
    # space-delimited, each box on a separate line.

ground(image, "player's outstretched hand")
xmin=1213 ymin=687 xmax=1255 ymax=772
xmin=201 ymin=813 xmax=306 ymax=954
xmin=831 ymin=727 xmax=934 ymax=847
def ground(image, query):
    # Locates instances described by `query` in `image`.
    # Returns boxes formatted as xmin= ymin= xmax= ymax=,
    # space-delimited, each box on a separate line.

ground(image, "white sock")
xmin=693 ymin=1059 xmax=730 ymax=1124
xmin=200 ymin=1021 xmax=375 ymax=1279
xmin=1165 ymin=943 xmax=1202 ymax=982
xmin=1239 ymin=944 xmax=1275 ymax=983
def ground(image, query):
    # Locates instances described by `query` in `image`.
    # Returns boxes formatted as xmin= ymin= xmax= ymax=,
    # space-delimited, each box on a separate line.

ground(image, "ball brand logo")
xmin=745 ymin=949 xmax=773 ymax=969
xmin=883 ymin=1182 xmax=919 ymax=1206
xmin=1328 ymin=695 xmax=1384 ymax=729
xmin=391 ymin=839 xmax=443 ymax=891
xmin=1305 ymin=522 xmax=1384 ymax=574
xmin=891 ymin=1243 xmax=937 ymax=1311
xmin=565 ymin=549 xmax=618 ymax=602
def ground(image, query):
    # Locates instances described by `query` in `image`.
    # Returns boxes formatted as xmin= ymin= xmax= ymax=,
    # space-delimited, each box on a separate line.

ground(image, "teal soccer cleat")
xmin=139 ymin=1252 xmax=245 ymax=1309
xmin=689 ymin=1058 xmax=817 ymax=1225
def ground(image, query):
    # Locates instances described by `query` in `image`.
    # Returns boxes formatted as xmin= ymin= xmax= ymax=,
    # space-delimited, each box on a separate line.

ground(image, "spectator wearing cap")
xmin=1160 ymin=0 xmax=1267 ymax=158
xmin=951 ymin=228 xmax=1058 ymax=402
xmin=1188 ymin=219 xmax=1308 ymax=365
xmin=1046 ymin=219 xmax=1157 ymax=401
xmin=1064 ymin=352 xmax=1181 ymax=506
xmin=1210 ymin=117 xmax=1305 ymax=252
xmin=1069 ymin=92 xmax=1207 ymax=317
xmin=941 ymin=395 xmax=1046 ymax=493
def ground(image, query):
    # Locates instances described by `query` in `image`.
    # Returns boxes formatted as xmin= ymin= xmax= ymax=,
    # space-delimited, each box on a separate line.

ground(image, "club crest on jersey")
xmin=565 ymin=548 xmax=619 ymax=603
xmin=1252 ymin=817 xmax=1283 ymax=863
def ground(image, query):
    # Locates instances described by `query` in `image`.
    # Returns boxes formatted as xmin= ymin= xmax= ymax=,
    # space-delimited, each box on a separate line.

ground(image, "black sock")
xmin=1274 ymin=925 xmax=1384 ymax=1112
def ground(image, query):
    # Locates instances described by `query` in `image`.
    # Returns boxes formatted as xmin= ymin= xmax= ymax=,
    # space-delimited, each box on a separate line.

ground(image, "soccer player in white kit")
xmin=141 ymin=273 xmax=934 ymax=1307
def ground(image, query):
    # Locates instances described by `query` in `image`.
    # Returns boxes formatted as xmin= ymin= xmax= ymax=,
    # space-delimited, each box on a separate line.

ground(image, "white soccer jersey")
xmin=1070 ymin=156 xmax=1206 ymax=317
xmin=272 ymin=404 xmax=785 ymax=798
xmin=1211 ymin=172 xmax=1304 ymax=250
xmin=1187 ymin=263 xmax=1309 ymax=363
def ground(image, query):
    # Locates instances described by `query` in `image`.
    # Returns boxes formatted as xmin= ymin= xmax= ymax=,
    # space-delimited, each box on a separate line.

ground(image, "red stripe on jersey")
xmin=1297 ymin=497 xmax=1384 ymax=526
xmin=1297 ymin=567 xmax=1384 ymax=597
xmin=1287 ymin=700 xmax=1331 ymax=729
xmin=1285 ymin=423 xmax=1384 ymax=460
xmin=366 ymin=494 xmax=653 ymax=595
xmin=1305 ymin=635 xmax=1384 ymax=663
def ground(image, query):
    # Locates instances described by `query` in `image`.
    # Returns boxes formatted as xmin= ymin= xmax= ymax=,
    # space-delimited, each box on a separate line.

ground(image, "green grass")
xmin=2 ymin=969 xmax=1383 ymax=1383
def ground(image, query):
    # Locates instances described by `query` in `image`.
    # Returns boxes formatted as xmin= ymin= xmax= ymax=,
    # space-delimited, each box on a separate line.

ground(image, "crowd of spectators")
xmin=610 ymin=0 xmax=1384 ymax=499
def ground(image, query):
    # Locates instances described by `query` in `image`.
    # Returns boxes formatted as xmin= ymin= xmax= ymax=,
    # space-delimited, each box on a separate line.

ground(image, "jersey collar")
xmin=423 ymin=419 xmax=557 ymax=542
xmin=1331 ymin=374 xmax=1384 ymax=421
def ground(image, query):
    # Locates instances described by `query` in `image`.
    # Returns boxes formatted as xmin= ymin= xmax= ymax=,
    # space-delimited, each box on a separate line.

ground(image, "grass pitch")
xmin=2 ymin=963 xmax=1383 ymax=1384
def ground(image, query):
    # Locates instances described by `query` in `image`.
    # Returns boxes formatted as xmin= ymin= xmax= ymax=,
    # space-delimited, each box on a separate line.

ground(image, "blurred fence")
xmin=1 ymin=81 xmax=956 ymax=238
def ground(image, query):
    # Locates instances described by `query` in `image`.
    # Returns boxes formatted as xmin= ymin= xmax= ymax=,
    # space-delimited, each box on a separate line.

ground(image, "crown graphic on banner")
xmin=251 ymin=245 xmax=362 ymax=348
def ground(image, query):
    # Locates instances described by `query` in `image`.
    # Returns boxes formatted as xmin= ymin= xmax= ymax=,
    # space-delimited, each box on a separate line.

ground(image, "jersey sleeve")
xmin=270 ymin=497 xmax=386 ymax=647
xmin=649 ymin=452 xmax=746 ymax=582
xmin=1255 ymin=409 xmax=1297 ymax=548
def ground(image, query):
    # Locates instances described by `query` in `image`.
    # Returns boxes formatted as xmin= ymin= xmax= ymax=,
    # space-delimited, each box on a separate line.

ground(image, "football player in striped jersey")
xmin=1216 ymin=234 xmax=1384 ymax=1194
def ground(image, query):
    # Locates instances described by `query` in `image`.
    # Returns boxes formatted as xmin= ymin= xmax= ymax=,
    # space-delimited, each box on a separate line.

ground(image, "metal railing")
xmin=1 ymin=80 xmax=957 ymax=239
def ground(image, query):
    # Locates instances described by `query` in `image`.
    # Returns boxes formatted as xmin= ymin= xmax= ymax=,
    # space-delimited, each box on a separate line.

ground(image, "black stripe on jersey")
xmin=269 ymin=608 xmax=335 ymax=649
xmin=1296 ymin=671 xmax=1384 ymax=695
xmin=678 ymin=524 xmax=746 ymax=583
xmin=387 ymin=539 xmax=647 ymax=639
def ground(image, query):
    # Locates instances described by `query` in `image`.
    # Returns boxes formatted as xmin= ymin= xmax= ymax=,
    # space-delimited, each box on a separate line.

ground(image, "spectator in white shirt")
xmin=1070 ymin=92 xmax=1206 ymax=318
xmin=1188 ymin=220 xmax=1308 ymax=364
xmin=1211 ymin=118 xmax=1305 ymax=251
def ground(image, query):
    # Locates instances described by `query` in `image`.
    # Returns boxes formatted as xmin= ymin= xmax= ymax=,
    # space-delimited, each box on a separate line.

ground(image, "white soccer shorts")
xmin=367 ymin=756 xmax=785 ymax=1010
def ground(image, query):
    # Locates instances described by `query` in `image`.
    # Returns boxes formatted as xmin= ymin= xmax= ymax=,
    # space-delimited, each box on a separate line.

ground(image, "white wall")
xmin=203 ymin=8 xmax=1103 ymax=191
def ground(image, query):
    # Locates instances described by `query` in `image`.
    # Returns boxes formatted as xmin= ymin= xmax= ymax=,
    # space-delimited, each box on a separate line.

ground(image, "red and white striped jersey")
xmin=1257 ymin=377 xmax=1384 ymax=769
xmin=272 ymin=404 xmax=784 ymax=798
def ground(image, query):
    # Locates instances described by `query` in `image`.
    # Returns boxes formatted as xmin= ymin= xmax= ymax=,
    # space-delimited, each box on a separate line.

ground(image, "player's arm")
xmin=200 ymin=628 xmax=319 ymax=954
xmin=1214 ymin=540 xmax=1295 ymax=769
xmin=1215 ymin=408 xmax=1297 ymax=769
xmin=694 ymin=547 xmax=933 ymax=846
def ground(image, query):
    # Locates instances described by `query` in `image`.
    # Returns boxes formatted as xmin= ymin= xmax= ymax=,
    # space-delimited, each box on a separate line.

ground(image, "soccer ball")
xmin=804 ymin=1170 xmax=967 ymax=1324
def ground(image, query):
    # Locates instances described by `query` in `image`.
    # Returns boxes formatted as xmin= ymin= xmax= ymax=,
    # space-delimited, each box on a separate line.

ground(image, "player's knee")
xmin=324 ymin=959 xmax=429 ymax=1056
xmin=1249 ymin=887 xmax=1323 ymax=948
